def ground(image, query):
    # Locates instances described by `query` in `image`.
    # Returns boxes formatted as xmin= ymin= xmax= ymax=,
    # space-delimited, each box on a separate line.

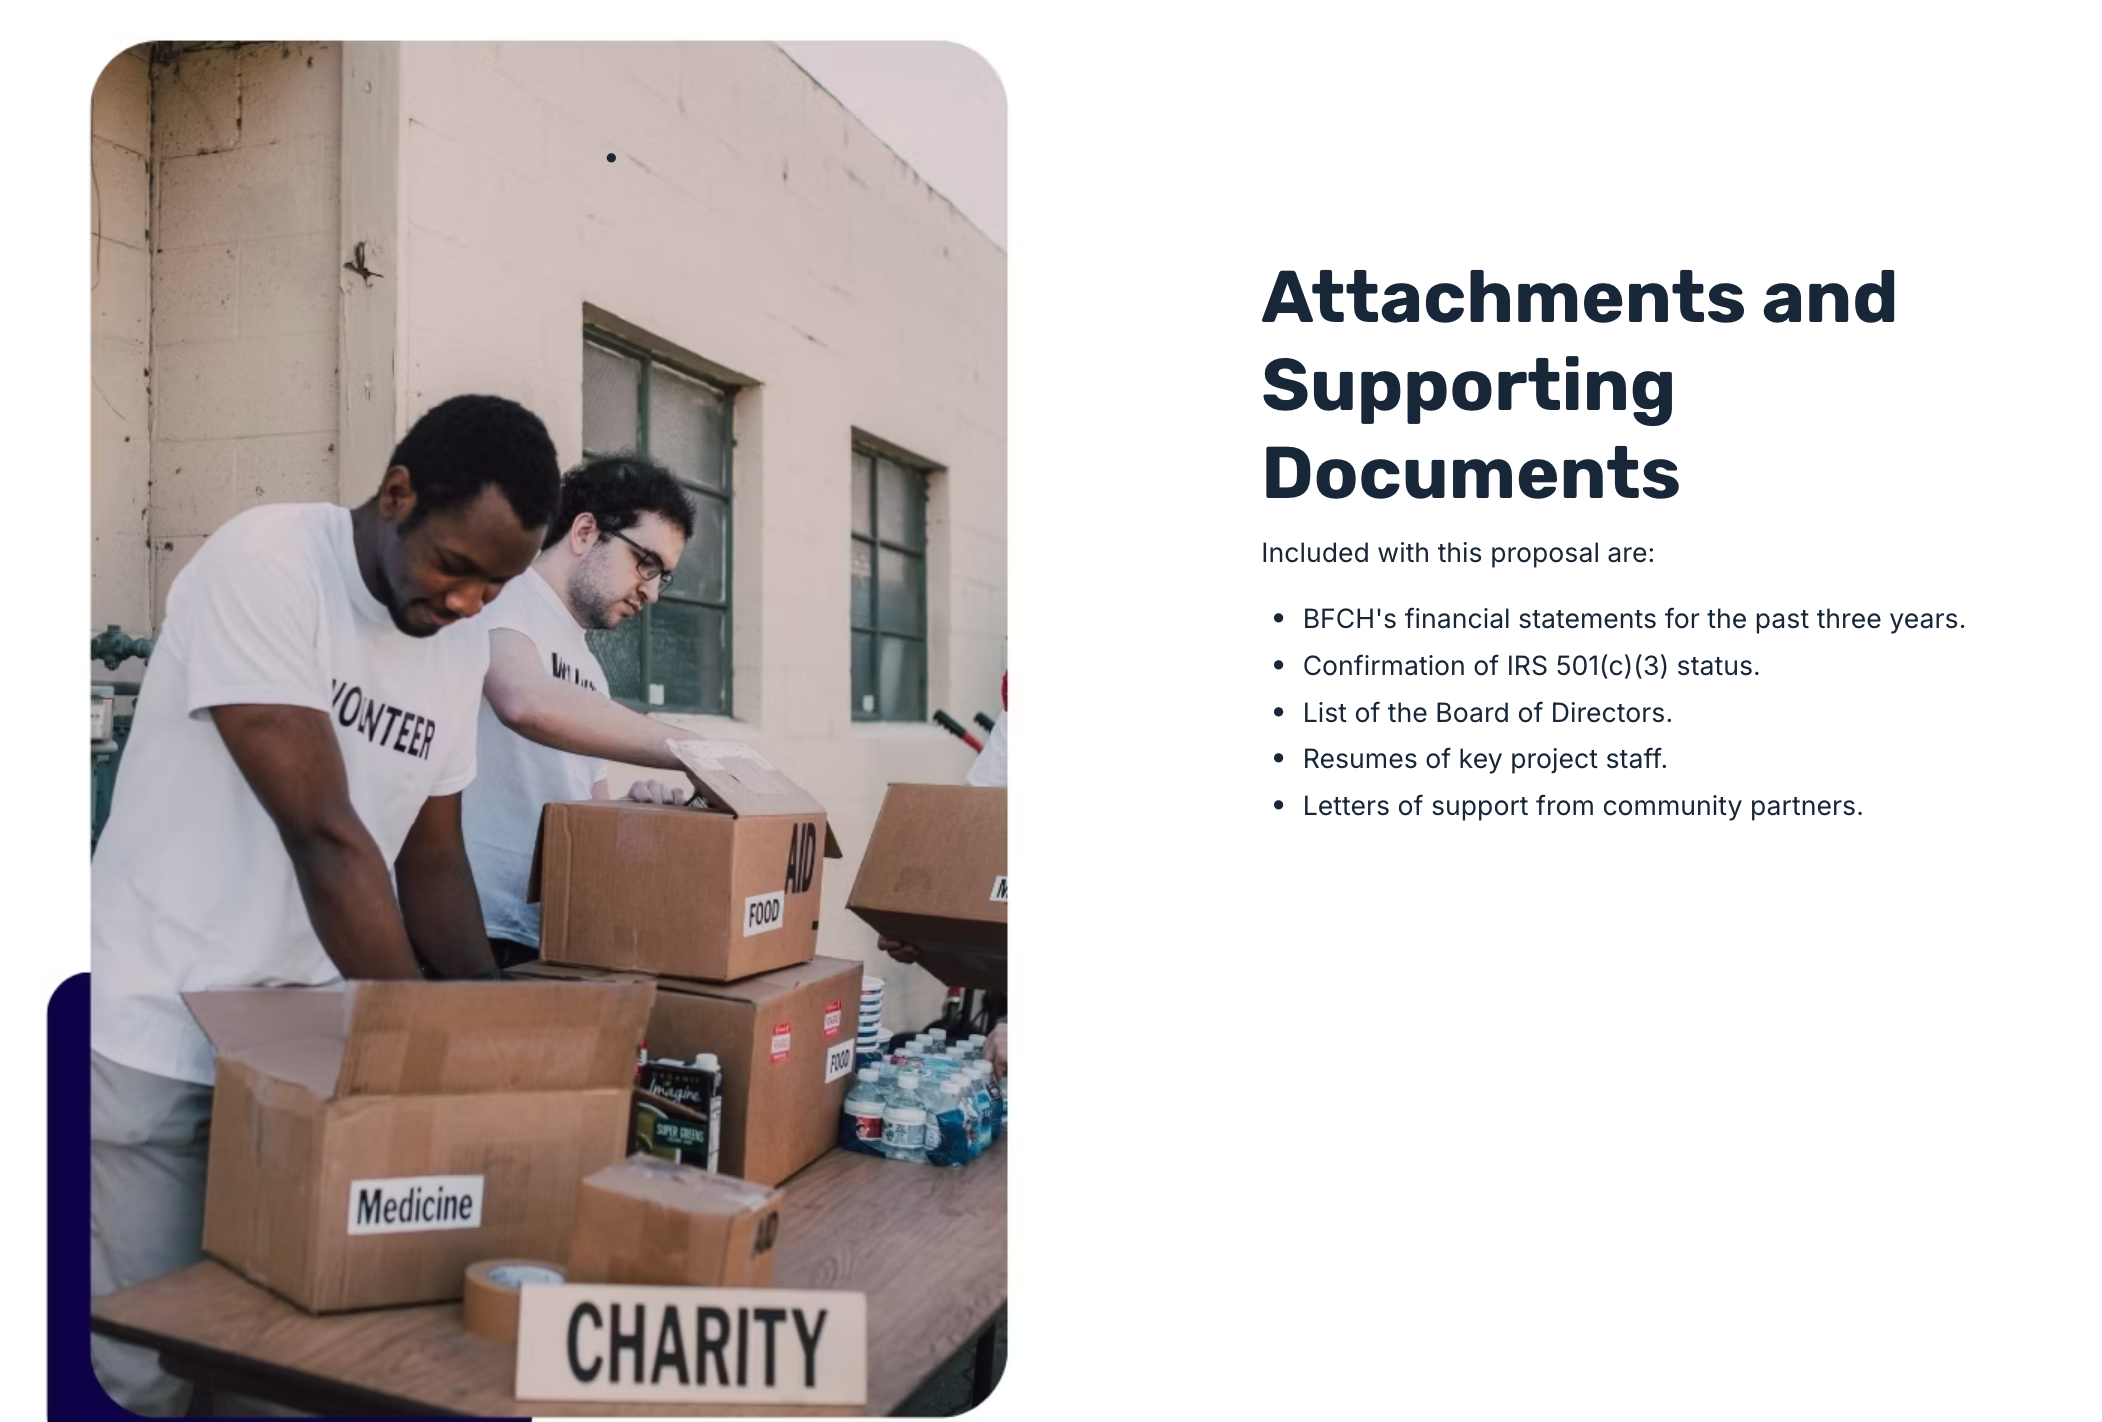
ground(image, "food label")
xmin=770 ymin=1023 xmax=793 ymax=1064
xmin=743 ymin=891 xmax=785 ymax=936
xmin=824 ymin=1040 xmax=855 ymax=1083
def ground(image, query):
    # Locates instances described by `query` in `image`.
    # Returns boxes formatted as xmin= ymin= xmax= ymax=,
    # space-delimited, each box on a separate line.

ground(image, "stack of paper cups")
xmin=857 ymin=975 xmax=885 ymax=1059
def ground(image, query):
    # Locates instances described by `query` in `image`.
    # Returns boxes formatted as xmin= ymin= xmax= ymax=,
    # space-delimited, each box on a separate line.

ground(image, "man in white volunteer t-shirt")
xmin=462 ymin=454 xmax=711 ymax=967
xmin=88 ymin=393 xmax=560 ymax=1416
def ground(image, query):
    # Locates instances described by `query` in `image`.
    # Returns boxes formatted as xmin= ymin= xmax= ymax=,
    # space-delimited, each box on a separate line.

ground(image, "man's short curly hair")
xmin=546 ymin=454 xmax=697 ymax=550
xmin=388 ymin=394 xmax=560 ymax=532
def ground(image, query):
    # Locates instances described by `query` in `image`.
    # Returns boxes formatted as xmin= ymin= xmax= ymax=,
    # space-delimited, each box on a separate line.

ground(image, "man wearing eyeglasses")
xmin=462 ymin=454 xmax=706 ymax=967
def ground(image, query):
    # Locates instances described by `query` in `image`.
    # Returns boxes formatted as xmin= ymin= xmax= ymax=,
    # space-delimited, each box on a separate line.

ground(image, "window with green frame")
xmin=580 ymin=330 xmax=733 ymax=715
xmin=850 ymin=446 xmax=928 ymax=721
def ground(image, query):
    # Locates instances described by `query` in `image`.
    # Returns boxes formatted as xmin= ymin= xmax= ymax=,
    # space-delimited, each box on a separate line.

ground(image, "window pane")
xmin=687 ymin=492 xmax=727 ymax=605
xmin=647 ymin=600 xmax=704 ymax=711
xmin=875 ymin=458 xmax=922 ymax=550
xmin=587 ymin=616 xmax=645 ymax=703
xmin=877 ymin=547 xmax=923 ymax=636
xmin=852 ymin=631 xmax=876 ymax=719
xmin=851 ymin=452 xmax=873 ymax=537
xmin=650 ymin=365 xmax=731 ymax=492
xmin=583 ymin=342 xmax=641 ymax=452
xmin=878 ymin=635 xmax=925 ymax=722
xmin=692 ymin=604 xmax=729 ymax=715
xmin=849 ymin=538 xmax=873 ymax=628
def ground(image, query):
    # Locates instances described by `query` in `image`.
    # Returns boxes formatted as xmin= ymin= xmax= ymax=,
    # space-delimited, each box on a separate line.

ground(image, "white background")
xmin=18 ymin=5 xmax=2101 ymax=1419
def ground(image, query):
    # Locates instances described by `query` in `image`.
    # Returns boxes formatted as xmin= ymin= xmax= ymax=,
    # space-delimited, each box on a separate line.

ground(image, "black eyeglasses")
xmin=602 ymin=528 xmax=675 ymax=590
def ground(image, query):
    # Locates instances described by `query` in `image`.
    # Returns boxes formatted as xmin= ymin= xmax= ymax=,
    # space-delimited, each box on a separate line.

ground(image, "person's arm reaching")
xmin=483 ymin=629 xmax=691 ymax=770
xmin=395 ymin=792 xmax=499 ymax=978
xmin=211 ymin=704 xmax=425 ymax=981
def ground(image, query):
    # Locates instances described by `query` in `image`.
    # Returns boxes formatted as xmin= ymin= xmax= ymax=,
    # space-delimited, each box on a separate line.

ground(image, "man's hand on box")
xmin=626 ymin=779 xmax=692 ymax=806
xmin=876 ymin=936 xmax=920 ymax=965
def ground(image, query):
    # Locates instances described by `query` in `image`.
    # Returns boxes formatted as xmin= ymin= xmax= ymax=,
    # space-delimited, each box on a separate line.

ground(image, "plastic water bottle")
xmin=976 ymin=1062 xmax=1004 ymax=1140
xmin=924 ymin=1080 xmax=969 ymax=1167
xmin=891 ymin=1066 xmax=927 ymax=1114
xmin=839 ymin=1069 xmax=887 ymax=1156
xmin=966 ymin=1063 xmax=997 ymax=1148
xmin=881 ymin=1104 xmax=928 ymax=1163
xmin=952 ymin=1071 xmax=984 ymax=1158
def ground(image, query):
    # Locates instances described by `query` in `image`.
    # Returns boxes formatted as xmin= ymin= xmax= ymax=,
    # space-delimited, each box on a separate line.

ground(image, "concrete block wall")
xmin=396 ymin=42 xmax=1007 ymax=1030
xmin=91 ymin=48 xmax=153 ymax=669
xmin=147 ymin=43 xmax=342 ymax=625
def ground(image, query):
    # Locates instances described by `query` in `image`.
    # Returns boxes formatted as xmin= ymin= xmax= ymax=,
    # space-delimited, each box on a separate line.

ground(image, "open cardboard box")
xmin=847 ymin=784 xmax=1007 ymax=990
xmin=529 ymin=741 xmax=842 ymax=982
xmin=185 ymin=978 xmax=653 ymax=1313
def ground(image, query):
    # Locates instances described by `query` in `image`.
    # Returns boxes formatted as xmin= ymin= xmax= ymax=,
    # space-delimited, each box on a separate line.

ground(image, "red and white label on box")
xmin=770 ymin=1023 xmax=792 ymax=1064
xmin=823 ymin=1002 xmax=843 ymax=1038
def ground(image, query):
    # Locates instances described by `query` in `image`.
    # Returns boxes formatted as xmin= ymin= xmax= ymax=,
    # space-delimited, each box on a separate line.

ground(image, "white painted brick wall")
xmin=147 ymin=43 xmax=342 ymax=624
xmin=398 ymin=42 xmax=1007 ymax=1028
xmin=91 ymin=47 xmax=153 ymax=666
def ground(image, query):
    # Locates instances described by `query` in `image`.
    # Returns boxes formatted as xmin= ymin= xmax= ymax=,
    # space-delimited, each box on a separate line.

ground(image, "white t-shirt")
xmin=90 ymin=503 xmax=489 ymax=1086
xmin=966 ymin=712 xmax=1008 ymax=788
xmin=460 ymin=566 xmax=609 ymax=947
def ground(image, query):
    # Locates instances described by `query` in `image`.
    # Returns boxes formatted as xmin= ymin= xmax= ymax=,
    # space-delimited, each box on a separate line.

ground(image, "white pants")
xmin=90 ymin=1050 xmax=211 ymax=1418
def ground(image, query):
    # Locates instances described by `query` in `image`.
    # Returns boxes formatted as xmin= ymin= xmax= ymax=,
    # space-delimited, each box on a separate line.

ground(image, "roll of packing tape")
xmin=462 ymin=1259 xmax=566 ymax=1343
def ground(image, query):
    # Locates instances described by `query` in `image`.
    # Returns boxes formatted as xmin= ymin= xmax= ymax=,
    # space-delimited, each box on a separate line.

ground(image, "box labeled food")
xmin=566 ymin=1157 xmax=782 ymax=1288
xmin=847 ymin=784 xmax=1007 ymax=989
xmin=514 ymin=957 xmax=861 ymax=1185
xmin=529 ymin=742 xmax=842 ymax=982
xmin=185 ymin=979 xmax=653 ymax=1313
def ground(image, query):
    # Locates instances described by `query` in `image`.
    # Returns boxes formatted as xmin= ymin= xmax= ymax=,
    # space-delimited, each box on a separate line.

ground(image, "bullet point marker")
xmin=1273 ymin=659 xmax=1283 ymax=669
xmin=1274 ymin=613 xmax=1283 ymax=622
xmin=1274 ymin=800 xmax=1283 ymax=809
xmin=1273 ymin=707 xmax=1283 ymax=716
xmin=1274 ymin=753 xmax=1283 ymax=762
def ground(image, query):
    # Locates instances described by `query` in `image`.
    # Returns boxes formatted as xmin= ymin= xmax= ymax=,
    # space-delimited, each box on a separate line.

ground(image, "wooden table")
xmin=91 ymin=1142 xmax=1006 ymax=1417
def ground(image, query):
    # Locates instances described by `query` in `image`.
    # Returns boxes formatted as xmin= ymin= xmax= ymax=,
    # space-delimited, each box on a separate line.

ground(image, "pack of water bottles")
xmin=838 ymin=1027 xmax=1005 ymax=1167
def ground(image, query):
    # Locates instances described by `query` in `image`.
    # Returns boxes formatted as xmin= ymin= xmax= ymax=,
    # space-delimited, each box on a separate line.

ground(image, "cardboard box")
xmin=847 ymin=784 xmax=1008 ymax=990
xmin=529 ymin=742 xmax=842 ymax=982
xmin=186 ymin=979 xmax=654 ymax=1313
xmin=567 ymin=1157 xmax=782 ymax=1288
xmin=514 ymin=957 xmax=862 ymax=1185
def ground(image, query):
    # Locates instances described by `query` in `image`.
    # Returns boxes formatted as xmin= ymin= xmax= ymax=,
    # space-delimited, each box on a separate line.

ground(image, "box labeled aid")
xmin=566 ymin=1157 xmax=782 ymax=1288
xmin=847 ymin=784 xmax=1007 ymax=990
xmin=530 ymin=742 xmax=842 ymax=982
